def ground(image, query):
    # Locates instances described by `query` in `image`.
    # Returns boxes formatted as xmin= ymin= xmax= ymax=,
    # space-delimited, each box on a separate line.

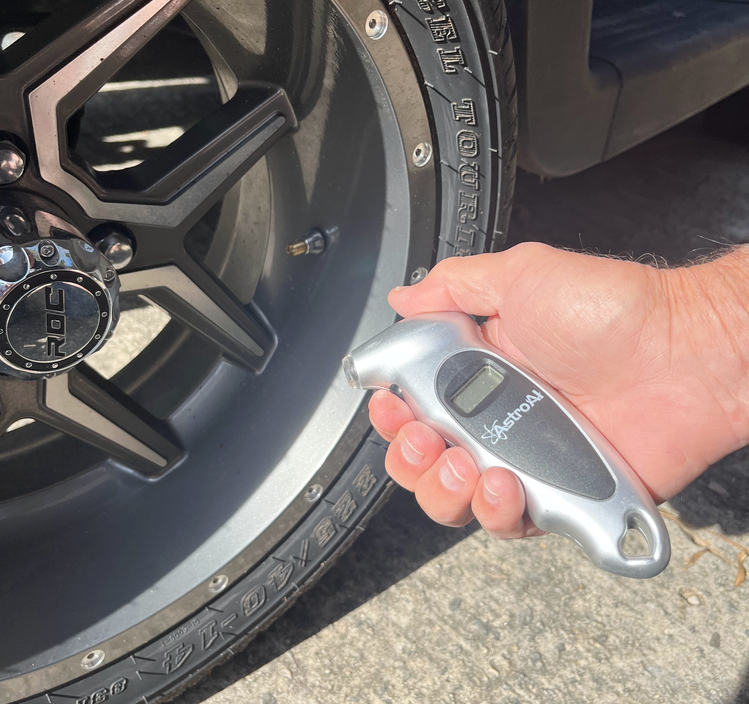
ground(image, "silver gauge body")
xmin=343 ymin=312 xmax=670 ymax=579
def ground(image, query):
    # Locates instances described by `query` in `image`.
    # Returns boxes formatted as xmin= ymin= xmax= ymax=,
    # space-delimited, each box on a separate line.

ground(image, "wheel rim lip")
xmin=0 ymin=0 xmax=436 ymax=697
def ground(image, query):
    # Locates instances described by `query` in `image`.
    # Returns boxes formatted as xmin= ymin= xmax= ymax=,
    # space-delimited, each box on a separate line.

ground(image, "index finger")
xmin=387 ymin=242 xmax=558 ymax=318
xmin=368 ymin=389 xmax=415 ymax=442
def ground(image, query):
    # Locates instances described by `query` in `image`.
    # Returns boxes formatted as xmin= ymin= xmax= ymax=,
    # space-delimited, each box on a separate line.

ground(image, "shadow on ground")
xmin=736 ymin=668 xmax=749 ymax=704
xmin=670 ymin=448 xmax=749 ymax=535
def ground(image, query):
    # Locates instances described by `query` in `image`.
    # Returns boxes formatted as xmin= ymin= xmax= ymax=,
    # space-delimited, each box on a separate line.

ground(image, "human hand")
xmin=369 ymin=243 xmax=749 ymax=538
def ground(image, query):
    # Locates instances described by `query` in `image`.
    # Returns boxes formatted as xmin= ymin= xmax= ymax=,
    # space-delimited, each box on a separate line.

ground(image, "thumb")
xmin=388 ymin=243 xmax=554 ymax=318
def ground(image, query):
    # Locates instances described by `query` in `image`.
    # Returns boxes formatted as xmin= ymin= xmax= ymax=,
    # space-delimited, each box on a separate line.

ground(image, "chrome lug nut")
xmin=0 ymin=245 xmax=30 ymax=283
xmin=287 ymin=229 xmax=326 ymax=257
xmin=0 ymin=206 xmax=31 ymax=238
xmin=96 ymin=230 xmax=134 ymax=270
xmin=0 ymin=141 xmax=25 ymax=185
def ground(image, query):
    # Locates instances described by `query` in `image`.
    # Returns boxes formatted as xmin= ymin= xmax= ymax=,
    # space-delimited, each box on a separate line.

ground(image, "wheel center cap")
xmin=6 ymin=274 xmax=108 ymax=366
xmin=0 ymin=235 xmax=119 ymax=377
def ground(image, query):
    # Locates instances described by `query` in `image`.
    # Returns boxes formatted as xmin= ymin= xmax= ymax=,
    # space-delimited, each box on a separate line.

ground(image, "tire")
xmin=1 ymin=1 xmax=516 ymax=702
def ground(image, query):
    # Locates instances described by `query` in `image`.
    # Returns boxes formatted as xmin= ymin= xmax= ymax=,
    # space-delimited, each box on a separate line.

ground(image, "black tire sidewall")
xmin=393 ymin=0 xmax=517 ymax=260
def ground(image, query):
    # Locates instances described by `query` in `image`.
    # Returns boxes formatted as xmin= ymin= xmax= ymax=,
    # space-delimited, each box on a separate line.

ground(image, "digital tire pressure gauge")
xmin=342 ymin=312 xmax=670 ymax=579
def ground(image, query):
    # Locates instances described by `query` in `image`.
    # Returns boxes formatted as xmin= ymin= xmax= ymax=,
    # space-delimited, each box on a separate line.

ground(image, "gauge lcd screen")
xmin=451 ymin=364 xmax=505 ymax=414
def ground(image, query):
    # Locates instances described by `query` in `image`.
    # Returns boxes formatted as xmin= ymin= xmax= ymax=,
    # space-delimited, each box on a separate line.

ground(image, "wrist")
xmin=663 ymin=246 xmax=749 ymax=453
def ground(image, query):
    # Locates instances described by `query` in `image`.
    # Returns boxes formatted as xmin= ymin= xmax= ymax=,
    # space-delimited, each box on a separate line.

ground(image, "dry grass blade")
xmin=698 ymin=526 xmax=749 ymax=553
xmin=659 ymin=509 xmax=736 ymax=569
xmin=685 ymin=548 xmax=708 ymax=567
xmin=735 ymin=550 xmax=748 ymax=588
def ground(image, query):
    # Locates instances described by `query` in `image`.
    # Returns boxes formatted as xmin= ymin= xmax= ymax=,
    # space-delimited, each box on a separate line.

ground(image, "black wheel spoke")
xmin=3 ymin=0 xmax=167 ymax=82
xmin=0 ymin=378 xmax=39 ymax=435
xmin=20 ymin=0 xmax=296 ymax=229
xmin=6 ymin=0 xmax=190 ymax=149
xmin=119 ymin=260 xmax=276 ymax=371
xmin=39 ymin=367 xmax=182 ymax=476
xmin=85 ymin=87 xmax=295 ymax=212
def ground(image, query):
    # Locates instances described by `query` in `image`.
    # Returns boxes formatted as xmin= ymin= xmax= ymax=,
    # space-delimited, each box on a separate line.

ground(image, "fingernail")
xmin=483 ymin=478 xmax=502 ymax=506
xmin=401 ymin=435 xmax=425 ymax=465
xmin=392 ymin=286 xmax=406 ymax=292
xmin=439 ymin=456 xmax=466 ymax=491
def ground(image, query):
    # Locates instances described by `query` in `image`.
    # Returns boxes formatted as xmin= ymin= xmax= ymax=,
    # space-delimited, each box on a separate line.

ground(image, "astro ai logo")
xmin=481 ymin=390 xmax=544 ymax=444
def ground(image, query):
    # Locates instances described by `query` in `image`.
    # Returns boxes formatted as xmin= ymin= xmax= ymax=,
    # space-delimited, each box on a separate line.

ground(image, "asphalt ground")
xmin=160 ymin=109 xmax=749 ymax=704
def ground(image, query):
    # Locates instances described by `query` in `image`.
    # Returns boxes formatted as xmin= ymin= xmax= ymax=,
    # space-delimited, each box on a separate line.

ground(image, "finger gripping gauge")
xmin=342 ymin=312 xmax=670 ymax=579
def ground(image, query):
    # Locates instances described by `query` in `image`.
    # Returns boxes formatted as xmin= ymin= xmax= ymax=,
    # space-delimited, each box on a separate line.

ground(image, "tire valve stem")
xmin=287 ymin=229 xmax=326 ymax=256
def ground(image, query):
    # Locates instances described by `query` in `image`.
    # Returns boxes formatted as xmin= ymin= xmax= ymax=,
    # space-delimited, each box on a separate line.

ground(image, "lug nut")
xmin=0 ymin=206 xmax=31 ymax=238
xmin=95 ymin=229 xmax=134 ymax=270
xmin=0 ymin=141 xmax=25 ymax=185
xmin=38 ymin=242 xmax=56 ymax=259
xmin=0 ymin=245 xmax=29 ymax=282
xmin=287 ymin=229 xmax=326 ymax=257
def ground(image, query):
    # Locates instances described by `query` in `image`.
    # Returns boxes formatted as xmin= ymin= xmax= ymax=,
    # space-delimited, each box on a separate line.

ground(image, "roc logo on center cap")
xmin=45 ymin=285 xmax=66 ymax=357
xmin=0 ymin=270 xmax=112 ymax=374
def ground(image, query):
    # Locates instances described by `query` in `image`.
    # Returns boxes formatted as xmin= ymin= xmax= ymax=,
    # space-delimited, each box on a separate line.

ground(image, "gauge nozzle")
xmin=342 ymin=354 xmax=361 ymax=389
